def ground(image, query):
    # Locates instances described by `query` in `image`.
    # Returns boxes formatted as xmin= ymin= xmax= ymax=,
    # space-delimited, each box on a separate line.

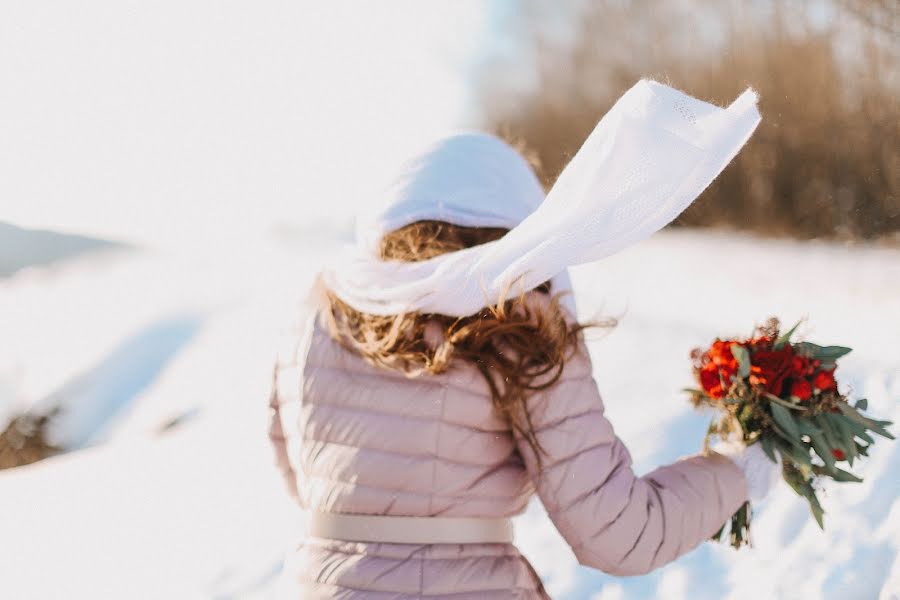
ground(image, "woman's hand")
xmin=710 ymin=440 xmax=781 ymax=502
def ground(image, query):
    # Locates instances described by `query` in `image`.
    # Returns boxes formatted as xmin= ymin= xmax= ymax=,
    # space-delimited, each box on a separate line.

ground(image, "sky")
xmin=0 ymin=1 xmax=493 ymax=248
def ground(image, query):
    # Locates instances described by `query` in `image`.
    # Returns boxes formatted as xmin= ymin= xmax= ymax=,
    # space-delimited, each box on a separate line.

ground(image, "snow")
xmin=1 ymin=228 xmax=898 ymax=599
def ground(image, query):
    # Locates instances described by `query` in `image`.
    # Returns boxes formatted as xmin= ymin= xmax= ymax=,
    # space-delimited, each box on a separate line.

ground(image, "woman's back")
xmin=269 ymin=309 xmax=747 ymax=598
xmin=275 ymin=314 xmax=534 ymax=518
xmin=270 ymin=314 xmax=549 ymax=598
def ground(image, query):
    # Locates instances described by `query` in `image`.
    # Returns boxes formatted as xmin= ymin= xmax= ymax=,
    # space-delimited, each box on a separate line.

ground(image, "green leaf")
xmin=855 ymin=398 xmax=868 ymax=411
xmin=837 ymin=403 xmax=896 ymax=440
xmin=826 ymin=414 xmax=858 ymax=463
xmin=730 ymin=343 xmax=751 ymax=379
xmin=796 ymin=417 xmax=823 ymax=436
xmin=841 ymin=416 xmax=875 ymax=441
xmin=808 ymin=491 xmax=825 ymax=529
xmin=857 ymin=431 xmax=875 ymax=445
xmin=775 ymin=438 xmax=812 ymax=467
xmin=770 ymin=402 xmax=801 ymax=440
xmin=795 ymin=341 xmax=822 ymax=356
xmin=792 ymin=342 xmax=822 ymax=359
xmin=782 ymin=459 xmax=813 ymax=488
xmin=829 ymin=466 xmax=863 ymax=483
xmin=775 ymin=446 xmax=796 ymax=473
xmin=795 ymin=342 xmax=853 ymax=361
xmin=818 ymin=346 xmax=853 ymax=360
xmin=816 ymin=414 xmax=840 ymax=449
xmin=766 ymin=393 xmax=806 ymax=411
xmin=775 ymin=321 xmax=802 ymax=348
xmin=771 ymin=422 xmax=810 ymax=456
xmin=760 ymin=434 xmax=777 ymax=463
xmin=809 ymin=431 xmax=836 ymax=470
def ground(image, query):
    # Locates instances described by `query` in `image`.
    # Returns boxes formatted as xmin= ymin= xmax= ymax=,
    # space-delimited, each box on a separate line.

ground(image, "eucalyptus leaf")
xmin=857 ymin=431 xmax=875 ymax=445
xmin=795 ymin=342 xmax=852 ymax=360
xmin=796 ymin=417 xmax=823 ymax=436
xmin=771 ymin=423 xmax=810 ymax=456
xmin=775 ymin=321 xmax=802 ymax=348
xmin=816 ymin=414 xmax=841 ymax=449
xmin=770 ymin=402 xmax=801 ymax=440
xmin=782 ymin=466 xmax=808 ymax=496
xmin=819 ymin=346 xmax=853 ymax=360
xmin=775 ymin=437 xmax=812 ymax=467
xmin=837 ymin=403 xmax=896 ymax=440
xmin=795 ymin=341 xmax=823 ymax=356
xmin=760 ymin=434 xmax=777 ymax=463
xmin=809 ymin=431 xmax=836 ymax=470
xmin=827 ymin=414 xmax=858 ymax=461
xmin=808 ymin=492 xmax=825 ymax=529
xmin=767 ymin=393 xmax=806 ymax=411
xmin=841 ymin=417 xmax=875 ymax=444
xmin=829 ymin=466 xmax=863 ymax=483
xmin=730 ymin=343 xmax=751 ymax=379
xmin=771 ymin=422 xmax=803 ymax=448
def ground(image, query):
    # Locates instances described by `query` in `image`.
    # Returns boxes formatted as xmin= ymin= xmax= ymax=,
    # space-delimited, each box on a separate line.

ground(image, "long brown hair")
xmin=323 ymin=220 xmax=608 ymax=462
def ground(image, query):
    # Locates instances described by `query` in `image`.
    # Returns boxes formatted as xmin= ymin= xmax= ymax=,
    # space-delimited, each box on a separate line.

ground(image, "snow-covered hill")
xmin=0 ymin=221 xmax=124 ymax=277
xmin=1 ymin=229 xmax=898 ymax=599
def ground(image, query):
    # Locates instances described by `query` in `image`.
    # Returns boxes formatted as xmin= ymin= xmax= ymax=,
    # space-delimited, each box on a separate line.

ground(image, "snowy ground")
xmin=1 ymin=227 xmax=898 ymax=600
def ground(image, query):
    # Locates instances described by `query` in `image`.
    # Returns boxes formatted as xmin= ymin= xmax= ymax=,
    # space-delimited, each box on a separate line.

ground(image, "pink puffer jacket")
xmin=268 ymin=310 xmax=747 ymax=598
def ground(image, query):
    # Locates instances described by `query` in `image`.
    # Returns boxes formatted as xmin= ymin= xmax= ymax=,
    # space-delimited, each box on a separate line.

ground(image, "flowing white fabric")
xmin=322 ymin=79 xmax=761 ymax=317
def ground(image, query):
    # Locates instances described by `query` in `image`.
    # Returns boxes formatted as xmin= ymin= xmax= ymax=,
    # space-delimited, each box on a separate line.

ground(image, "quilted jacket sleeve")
xmin=516 ymin=343 xmax=748 ymax=576
xmin=268 ymin=364 xmax=302 ymax=505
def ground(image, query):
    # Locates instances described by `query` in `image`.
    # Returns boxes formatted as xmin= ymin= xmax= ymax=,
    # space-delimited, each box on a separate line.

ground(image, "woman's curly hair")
xmin=323 ymin=220 xmax=613 ymax=462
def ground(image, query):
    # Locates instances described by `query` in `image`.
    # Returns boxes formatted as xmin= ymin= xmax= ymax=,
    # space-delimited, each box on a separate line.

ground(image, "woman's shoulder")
xmin=280 ymin=296 xmax=595 ymax=395
xmin=300 ymin=310 xmax=489 ymax=391
xmin=520 ymin=290 xmax=596 ymax=383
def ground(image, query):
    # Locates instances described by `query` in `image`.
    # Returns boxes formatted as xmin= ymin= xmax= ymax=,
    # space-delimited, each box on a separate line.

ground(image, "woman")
xmin=268 ymin=81 xmax=777 ymax=598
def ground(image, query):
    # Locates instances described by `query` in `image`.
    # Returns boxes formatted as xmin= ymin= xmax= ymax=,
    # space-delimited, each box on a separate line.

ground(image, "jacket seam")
xmin=303 ymin=473 xmax=530 ymax=503
xmin=529 ymin=407 xmax=606 ymax=436
xmin=300 ymin=435 xmax=522 ymax=471
xmin=294 ymin=575 xmax=543 ymax=596
xmin=286 ymin=393 xmax=509 ymax=434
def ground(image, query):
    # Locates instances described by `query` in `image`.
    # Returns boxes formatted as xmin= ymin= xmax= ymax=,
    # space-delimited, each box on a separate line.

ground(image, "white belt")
xmin=309 ymin=511 xmax=514 ymax=545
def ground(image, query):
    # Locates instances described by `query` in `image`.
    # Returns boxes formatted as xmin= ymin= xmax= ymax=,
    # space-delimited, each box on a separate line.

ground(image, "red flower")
xmin=708 ymin=340 xmax=738 ymax=369
xmin=813 ymin=369 xmax=837 ymax=392
xmin=748 ymin=335 xmax=772 ymax=350
xmin=750 ymin=345 xmax=795 ymax=396
xmin=790 ymin=378 xmax=813 ymax=401
xmin=832 ymin=448 xmax=846 ymax=461
xmin=700 ymin=363 xmax=728 ymax=399
xmin=698 ymin=340 xmax=744 ymax=399
xmin=792 ymin=355 xmax=812 ymax=376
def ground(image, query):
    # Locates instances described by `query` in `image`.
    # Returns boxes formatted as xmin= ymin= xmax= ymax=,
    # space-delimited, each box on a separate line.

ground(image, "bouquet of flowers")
xmin=686 ymin=318 xmax=894 ymax=548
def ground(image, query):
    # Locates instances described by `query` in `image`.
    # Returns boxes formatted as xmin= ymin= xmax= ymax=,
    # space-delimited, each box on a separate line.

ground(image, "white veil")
xmin=321 ymin=79 xmax=761 ymax=317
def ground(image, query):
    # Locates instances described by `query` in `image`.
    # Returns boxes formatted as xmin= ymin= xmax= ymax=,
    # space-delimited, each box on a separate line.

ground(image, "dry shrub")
xmin=478 ymin=0 xmax=899 ymax=240
xmin=0 ymin=411 xmax=59 ymax=470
